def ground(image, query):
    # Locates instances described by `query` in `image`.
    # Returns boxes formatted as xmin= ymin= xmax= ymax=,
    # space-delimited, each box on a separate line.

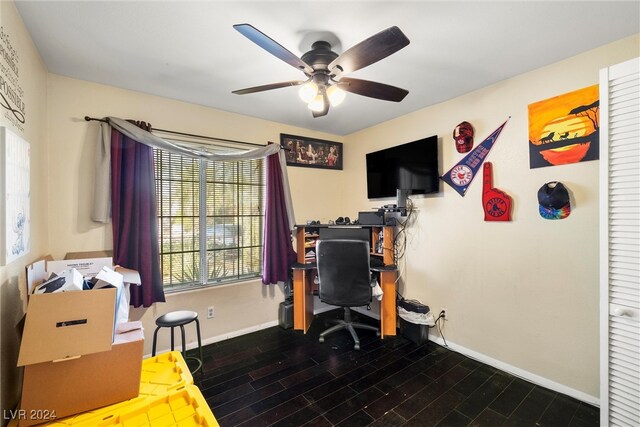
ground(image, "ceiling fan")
xmin=232 ymin=23 xmax=410 ymax=118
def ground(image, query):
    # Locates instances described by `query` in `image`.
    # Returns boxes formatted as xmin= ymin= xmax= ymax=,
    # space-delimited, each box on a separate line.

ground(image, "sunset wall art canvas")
xmin=528 ymin=85 xmax=599 ymax=169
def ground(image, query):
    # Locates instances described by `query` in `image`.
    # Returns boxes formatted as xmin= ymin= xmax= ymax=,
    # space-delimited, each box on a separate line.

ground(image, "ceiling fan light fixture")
xmin=298 ymin=81 xmax=318 ymax=103
xmin=326 ymin=85 xmax=346 ymax=107
xmin=232 ymin=24 xmax=410 ymax=118
xmin=307 ymin=94 xmax=325 ymax=112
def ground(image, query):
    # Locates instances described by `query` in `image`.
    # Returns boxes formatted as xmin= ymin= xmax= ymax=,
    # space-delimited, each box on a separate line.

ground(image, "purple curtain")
xmin=111 ymin=126 xmax=165 ymax=307
xmin=263 ymin=153 xmax=296 ymax=284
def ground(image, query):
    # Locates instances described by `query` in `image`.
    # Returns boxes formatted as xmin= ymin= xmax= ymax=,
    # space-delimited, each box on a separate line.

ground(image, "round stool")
xmin=151 ymin=310 xmax=203 ymax=374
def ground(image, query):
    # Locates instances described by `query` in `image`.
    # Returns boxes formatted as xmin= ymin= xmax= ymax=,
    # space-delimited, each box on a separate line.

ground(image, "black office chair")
xmin=316 ymin=239 xmax=380 ymax=350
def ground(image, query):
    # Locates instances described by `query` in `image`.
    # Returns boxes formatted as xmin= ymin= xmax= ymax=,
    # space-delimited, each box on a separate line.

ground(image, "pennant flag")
xmin=441 ymin=118 xmax=510 ymax=196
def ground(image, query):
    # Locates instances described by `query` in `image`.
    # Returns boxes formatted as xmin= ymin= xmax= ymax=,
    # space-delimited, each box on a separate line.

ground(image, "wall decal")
xmin=482 ymin=162 xmax=512 ymax=221
xmin=528 ymin=85 xmax=599 ymax=169
xmin=0 ymin=26 xmax=26 ymax=132
xmin=441 ymin=118 xmax=510 ymax=197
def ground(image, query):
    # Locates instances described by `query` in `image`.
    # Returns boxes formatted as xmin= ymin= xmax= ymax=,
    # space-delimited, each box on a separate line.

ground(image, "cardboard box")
xmin=47 ymin=257 xmax=113 ymax=279
xmin=25 ymin=252 xmax=139 ymax=296
xmin=33 ymin=268 xmax=84 ymax=294
xmin=24 ymin=253 xmax=141 ymax=326
xmin=19 ymin=252 xmax=143 ymax=425
xmin=17 ymin=289 xmax=143 ymax=426
xmin=64 ymin=250 xmax=113 ymax=259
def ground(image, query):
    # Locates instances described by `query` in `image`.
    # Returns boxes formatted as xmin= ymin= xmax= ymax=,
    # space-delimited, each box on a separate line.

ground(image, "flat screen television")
xmin=366 ymin=135 xmax=439 ymax=199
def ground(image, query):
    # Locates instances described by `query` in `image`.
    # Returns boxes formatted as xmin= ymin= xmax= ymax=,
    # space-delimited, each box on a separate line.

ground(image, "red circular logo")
xmin=451 ymin=165 xmax=473 ymax=186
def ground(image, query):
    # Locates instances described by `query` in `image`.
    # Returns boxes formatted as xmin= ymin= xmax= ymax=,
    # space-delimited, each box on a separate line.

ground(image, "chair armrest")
xmin=291 ymin=262 xmax=317 ymax=270
xmin=370 ymin=264 xmax=397 ymax=272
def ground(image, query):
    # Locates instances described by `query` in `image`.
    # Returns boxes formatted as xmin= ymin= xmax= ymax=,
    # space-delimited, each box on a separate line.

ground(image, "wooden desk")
xmin=293 ymin=224 xmax=397 ymax=338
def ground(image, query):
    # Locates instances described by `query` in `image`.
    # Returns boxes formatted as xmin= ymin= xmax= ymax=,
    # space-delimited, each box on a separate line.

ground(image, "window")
xmin=154 ymin=148 xmax=264 ymax=290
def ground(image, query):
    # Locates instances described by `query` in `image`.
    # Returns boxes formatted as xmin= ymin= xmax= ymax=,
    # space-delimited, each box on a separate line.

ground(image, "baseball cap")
xmin=538 ymin=181 xmax=571 ymax=220
xmin=453 ymin=121 xmax=474 ymax=153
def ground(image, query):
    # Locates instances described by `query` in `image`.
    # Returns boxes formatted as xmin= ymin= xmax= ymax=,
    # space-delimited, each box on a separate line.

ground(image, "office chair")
xmin=316 ymin=239 xmax=380 ymax=350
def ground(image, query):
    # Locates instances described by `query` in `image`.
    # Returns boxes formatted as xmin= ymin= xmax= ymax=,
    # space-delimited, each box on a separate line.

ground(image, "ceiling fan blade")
xmin=234 ymin=23 xmax=314 ymax=74
xmin=312 ymin=91 xmax=330 ymax=118
xmin=338 ymin=77 xmax=409 ymax=102
xmin=329 ymin=26 xmax=410 ymax=76
xmin=232 ymin=80 xmax=306 ymax=95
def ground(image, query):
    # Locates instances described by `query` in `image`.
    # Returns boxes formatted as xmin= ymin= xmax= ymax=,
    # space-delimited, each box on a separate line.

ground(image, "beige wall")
xmin=2 ymin=0 xmax=638 ymax=410
xmin=45 ymin=74 xmax=345 ymax=356
xmin=341 ymin=34 xmax=639 ymax=400
xmin=0 ymin=1 xmax=48 ymax=416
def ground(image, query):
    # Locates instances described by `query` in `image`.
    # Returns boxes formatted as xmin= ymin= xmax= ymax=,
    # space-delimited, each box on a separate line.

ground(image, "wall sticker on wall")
xmin=0 ymin=26 xmax=26 ymax=132
xmin=441 ymin=117 xmax=510 ymax=197
xmin=528 ymin=85 xmax=599 ymax=169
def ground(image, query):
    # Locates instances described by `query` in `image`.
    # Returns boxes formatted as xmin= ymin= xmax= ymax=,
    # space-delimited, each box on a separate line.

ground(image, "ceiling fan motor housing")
xmin=301 ymin=41 xmax=338 ymax=75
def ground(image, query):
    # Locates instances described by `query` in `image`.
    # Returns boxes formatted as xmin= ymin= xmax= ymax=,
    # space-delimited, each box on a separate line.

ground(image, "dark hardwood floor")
xmin=191 ymin=309 xmax=599 ymax=427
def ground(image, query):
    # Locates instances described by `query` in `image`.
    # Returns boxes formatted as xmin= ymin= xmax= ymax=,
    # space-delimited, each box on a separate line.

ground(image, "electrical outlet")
xmin=440 ymin=307 xmax=447 ymax=320
xmin=207 ymin=306 xmax=215 ymax=319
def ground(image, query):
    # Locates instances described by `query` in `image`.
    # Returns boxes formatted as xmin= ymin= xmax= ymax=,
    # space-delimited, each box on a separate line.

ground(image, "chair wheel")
xmin=354 ymin=344 xmax=360 ymax=350
xmin=319 ymin=337 xmax=324 ymax=343
xmin=376 ymin=331 xmax=381 ymax=337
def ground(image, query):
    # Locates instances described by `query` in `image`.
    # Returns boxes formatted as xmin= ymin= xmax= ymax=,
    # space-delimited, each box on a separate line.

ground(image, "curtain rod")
xmin=84 ymin=116 xmax=267 ymax=148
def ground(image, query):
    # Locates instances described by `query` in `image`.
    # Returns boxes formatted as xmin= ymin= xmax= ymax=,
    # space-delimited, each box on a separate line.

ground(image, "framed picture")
xmin=280 ymin=133 xmax=343 ymax=170
xmin=528 ymin=84 xmax=599 ymax=168
xmin=0 ymin=127 xmax=30 ymax=265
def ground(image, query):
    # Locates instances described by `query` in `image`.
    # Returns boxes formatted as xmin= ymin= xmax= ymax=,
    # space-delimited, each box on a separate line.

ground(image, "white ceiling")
xmin=15 ymin=1 xmax=640 ymax=136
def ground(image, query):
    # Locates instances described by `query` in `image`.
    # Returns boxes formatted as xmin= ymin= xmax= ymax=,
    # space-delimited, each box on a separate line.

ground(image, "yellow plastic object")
xmin=35 ymin=352 xmax=199 ymax=427
xmin=72 ymin=385 xmax=217 ymax=427
xmin=138 ymin=351 xmax=194 ymax=397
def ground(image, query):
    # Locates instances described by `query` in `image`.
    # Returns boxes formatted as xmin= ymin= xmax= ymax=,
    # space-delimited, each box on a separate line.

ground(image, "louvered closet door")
xmin=599 ymin=57 xmax=640 ymax=427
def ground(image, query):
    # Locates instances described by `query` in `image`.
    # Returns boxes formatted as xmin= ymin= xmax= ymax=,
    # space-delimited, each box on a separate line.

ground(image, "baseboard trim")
xmin=427 ymin=333 xmax=600 ymax=407
xmin=201 ymin=320 xmax=280 ymax=347
xmin=145 ymin=320 xmax=279 ymax=358
xmin=146 ymin=314 xmax=599 ymax=408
